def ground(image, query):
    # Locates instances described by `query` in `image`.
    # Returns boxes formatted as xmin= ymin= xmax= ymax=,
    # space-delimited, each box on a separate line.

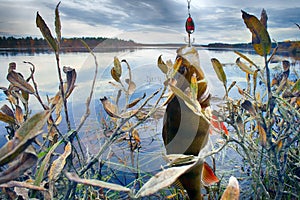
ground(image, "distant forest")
xmin=0 ymin=36 xmax=138 ymax=52
xmin=0 ymin=36 xmax=299 ymax=54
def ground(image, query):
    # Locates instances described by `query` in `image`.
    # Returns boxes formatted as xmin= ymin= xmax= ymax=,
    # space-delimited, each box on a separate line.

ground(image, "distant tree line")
xmin=0 ymin=36 xmax=138 ymax=52
xmin=206 ymin=41 xmax=300 ymax=55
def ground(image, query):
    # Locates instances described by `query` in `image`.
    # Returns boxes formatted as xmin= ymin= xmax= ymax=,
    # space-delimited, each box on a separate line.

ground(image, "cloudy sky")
xmin=0 ymin=0 xmax=299 ymax=44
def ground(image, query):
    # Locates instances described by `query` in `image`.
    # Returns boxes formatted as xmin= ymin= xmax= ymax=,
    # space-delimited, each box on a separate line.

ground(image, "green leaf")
xmin=55 ymin=2 xmax=62 ymax=45
xmin=211 ymin=58 xmax=227 ymax=84
xmin=0 ymin=110 xmax=50 ymax=166
xmin=242 ymin=10 xmax=271 ymax=56
xmin=36 ymin=12 xmax=58 ymax=52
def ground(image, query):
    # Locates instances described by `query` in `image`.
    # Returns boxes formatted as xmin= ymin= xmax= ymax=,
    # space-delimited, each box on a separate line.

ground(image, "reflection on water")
xmin=0 ymin=47 xmax=299 ymax=197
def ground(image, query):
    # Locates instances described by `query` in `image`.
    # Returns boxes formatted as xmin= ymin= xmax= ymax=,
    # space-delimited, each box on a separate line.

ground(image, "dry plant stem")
xmin=55 ymin=52 xmax=71 ymax=131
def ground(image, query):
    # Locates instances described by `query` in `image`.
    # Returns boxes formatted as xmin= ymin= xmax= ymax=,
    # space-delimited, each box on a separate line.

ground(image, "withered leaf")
xmin=127 ymin=93 xmax=146 ymax=109
xmin=220 ymin=176 xmax=240 ymax=200
xmin=236 ymin=58 xmax=255 ymax=75
xmin=0 ymin=151 xmax=37 ymax=184
xmin=49 ymin=142 xmax=71 ymax=182
xmin=55 ymin=2 xmax=61 ymax=44
xmin=15 ymin=105 xmax=24 ymax=124
xmin=260 ymin=9 xmax=268 ymax=29
xmin=157 ymin=55 xmax=168 ymax=74
xmin=211 ymin=58 xmax=227 ymax=84
xmin=7 ymin=71 xmax=35 ymax=94
xmin=0 ymin=180 xmax=46 ymax=191
xmin=1 ymin=105 xmax=14 ymax=118
xmin=125 ymin=79 xmax=136 ymax=95
xmin=242 ymin=10 xmax=271 ymax=56
xmin=100 ymin=97 xmax=120 ymax=118
xmin=65 ymin=172 xmax=131 ymax=192
xmin=36 ymin=12 xmax=58 ymax=52
xmin=113 ymin=56 xmax=122 ymax=77
xmin=63 ymin=66 xmax=76 ymax=97
xmin=241 ymin=100 xmax=256 ymax=116
xmin=257 ymin=122 xmax=267 ymax=146
xmin=135 ymin=162 xmax=196 ymax=198
xmin=0 ymin=110 xmax=50 ymax=166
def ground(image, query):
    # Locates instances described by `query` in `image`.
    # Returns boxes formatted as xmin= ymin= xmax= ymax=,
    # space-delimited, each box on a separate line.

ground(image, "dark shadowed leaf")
xmin=63 ymin=66 xmax=76 ymax=97
xmin=260 ymin=9 xmax=268 ymax=29
xmin=1 ymin=105 xmax=14 ymax=118
xmin=242 ymin=10 xmax=271 ymax=56
xmin=157 ymin=55 xmax=168 ymax=74
xmin=55 ymin=2 xmax=61 ymax=44
xmin=0 ymin=110 xmax=50 ymax=166
xmin=65 ymin=172 xmax=131 ymax=192
xmin=0 ymin=150 xmax=37 ymax=184
xmin=211 ymin=58 xmax=227 ymax=84
xmin=241 ymin=100 xmax=256 ymax=116
xmin=0 ymin=112 xmax=15 ymax=124
xmin=8 ymin=62 xmax=16 ymax=73
xmin=7 ymin=71 xmax=35 ymax=94
xmin=36 ymin=12 xmax=58 ymax=52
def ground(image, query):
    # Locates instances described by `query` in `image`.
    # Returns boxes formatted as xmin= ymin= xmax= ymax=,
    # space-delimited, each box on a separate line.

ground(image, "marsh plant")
xmin=0 ymin=3 xmax=299 ymax=200
xmin=210 ymin=9 xmax=300 ymax=200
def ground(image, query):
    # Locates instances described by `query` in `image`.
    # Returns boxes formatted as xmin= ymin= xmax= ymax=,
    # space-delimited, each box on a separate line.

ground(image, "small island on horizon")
xmin=0 ymin=36 xmax=299 ymax=56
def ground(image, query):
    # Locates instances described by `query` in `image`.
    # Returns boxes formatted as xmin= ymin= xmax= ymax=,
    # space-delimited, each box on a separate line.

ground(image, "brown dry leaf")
xmin=0 ymin=112 xmax=15 ymax=124
xmin=15 ymin=105 xmax=24 ymax=124
xmin=1 ymin=104 xmax=14 ymax=118
xmin=7 ymin=71 xmax=35 ymax=94
xmin=220 ymin=176 xmax=240 ymax=200
xmin=65 ymin=172 xmax=131 ymax=192
xmin=0 ymin=110 xmax=50 ymax=165
xmin=157 ymin=55 xmax=168 ymax=74
xmin=257 ymin=122 xmax=267 ymax=146
xmin=135 ymin=162 xmax=196 ymax=198
xmin=127 ymin=93 xmax=146 ymax=108
xmin=48 ymin=142 xmax=72 ymax=182
xmin=132 ymin=129 xmax=140 ymax=143
xmin=100 ymin=97 xmax=120 ymax=118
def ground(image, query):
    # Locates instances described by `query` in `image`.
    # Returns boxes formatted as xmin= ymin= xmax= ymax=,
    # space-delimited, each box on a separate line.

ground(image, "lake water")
xmin=0 ymin=47 xmax=299 ymax=198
